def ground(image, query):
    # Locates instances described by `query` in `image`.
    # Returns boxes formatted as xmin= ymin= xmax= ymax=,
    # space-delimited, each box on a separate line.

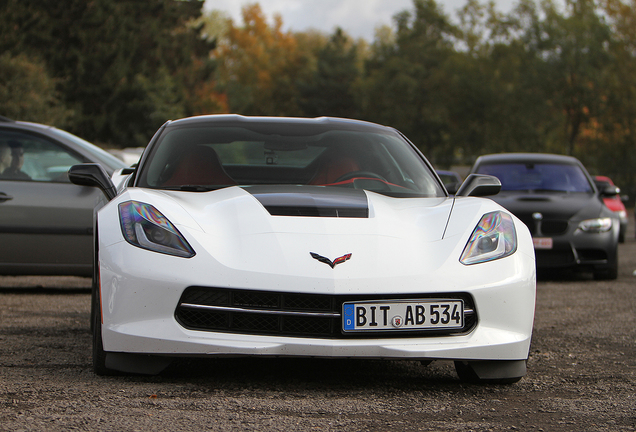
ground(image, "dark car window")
xmin=137 ymin=124 xmax=444 ymax=198
xmin=475 ymin=162 xmax=593 ymax=193
xmin=0 ymin=130 xmax=85 ymax=182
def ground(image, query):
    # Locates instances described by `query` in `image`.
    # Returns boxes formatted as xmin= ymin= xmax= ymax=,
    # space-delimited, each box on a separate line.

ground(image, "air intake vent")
xmin=175 ymin=287 xmax=477 ymax=339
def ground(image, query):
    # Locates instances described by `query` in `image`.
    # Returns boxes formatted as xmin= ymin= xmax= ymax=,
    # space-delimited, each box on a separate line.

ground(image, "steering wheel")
xmin=335 ymin=171 xmax=388 ymax=183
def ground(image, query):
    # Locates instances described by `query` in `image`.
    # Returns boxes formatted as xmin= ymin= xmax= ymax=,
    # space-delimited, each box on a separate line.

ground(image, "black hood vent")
xmin=242 ymin=185 xmax=369 ymax=218
xmin=517 ymin=196 xmax=551 ymax=202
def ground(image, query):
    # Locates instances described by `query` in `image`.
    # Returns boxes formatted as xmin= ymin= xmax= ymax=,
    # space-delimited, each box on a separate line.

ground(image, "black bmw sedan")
xmin=470 ymin=153 xmax=619 ymax=280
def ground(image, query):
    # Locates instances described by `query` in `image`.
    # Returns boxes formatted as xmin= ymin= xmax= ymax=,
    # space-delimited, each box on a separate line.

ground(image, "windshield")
xmin=136 ymin=121 xmax=444 ymax=198
xmin=50 ymin=128 xmax=128 ymax=171
xmin=475 ymin=162 xmax=593 ymax=193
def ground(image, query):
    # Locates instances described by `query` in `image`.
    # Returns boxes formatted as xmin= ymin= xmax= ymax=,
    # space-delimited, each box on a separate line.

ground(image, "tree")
xmin=183 ymin=10 xmax=230 ymax=116
xmin=0 ymin=53 xmax=71 ymax=125
xmin=0 ymin=0 xmax=213 ymax=147
xmin=215 ymin=3 xmax=311 ymax=116
xmin=299 ymin=28 xmax=362 ymax=118
xmin=536 ymin=0 xmax=613 ymax=156
xmin=359 ymin=0 xmax=460 ymax=162
xmin=445 ymin=0 xmax=558 ymax=160
xmin=585 ymin=0 xmax=636 ymax=199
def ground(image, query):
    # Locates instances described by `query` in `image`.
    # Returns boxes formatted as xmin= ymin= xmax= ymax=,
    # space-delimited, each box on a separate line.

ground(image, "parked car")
xmin=594 ymin=175 xmax=628 ymax=243
xmin=70 ymin=115 xmax=536 ymax=383
xmin=470 ymin=153 xmax=619 ymax=280
xmin=435 ymin=169 xmax=462 ymax=193
xmin=0 ymin=117 xmax=128 ymax=276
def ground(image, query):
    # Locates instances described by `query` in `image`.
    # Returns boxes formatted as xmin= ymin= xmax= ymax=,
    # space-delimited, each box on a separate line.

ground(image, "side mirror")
xmin=68 ymin=163 xmax=117 ymax=201
xmin=456 ymin=174 xmax=501 ymax=197
xmin=600 ymin=184 xmax=620 ymax=197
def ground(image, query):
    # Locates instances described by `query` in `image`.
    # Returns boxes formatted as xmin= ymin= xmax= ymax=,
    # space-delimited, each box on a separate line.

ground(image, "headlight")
xmin=577 ymin=217 xmax=612 ymax=233
xmin=119 ymin=201 xmax=195 ymax=258
xmin=460 ymin=211 xmax=517 ymax=265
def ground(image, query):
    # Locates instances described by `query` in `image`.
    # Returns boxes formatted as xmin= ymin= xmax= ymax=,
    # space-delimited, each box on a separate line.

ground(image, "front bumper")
xmin=98 ymin=240 xmax=536 ymax=362
xmin=534 ymin=227 xmax=618 ymax=271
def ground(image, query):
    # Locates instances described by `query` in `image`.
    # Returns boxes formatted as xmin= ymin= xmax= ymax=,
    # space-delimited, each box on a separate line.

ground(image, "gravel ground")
xmin=1 ymin=226 xmax=635 ymax=431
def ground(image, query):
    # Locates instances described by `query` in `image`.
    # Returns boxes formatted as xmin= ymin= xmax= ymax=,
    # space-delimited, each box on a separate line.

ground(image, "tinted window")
xmin=0 ymin=130 xmax=85 ymax=182
xmin=137 ymin=124 xmax=444 ymax=198
xmin=475 ymin=162 xmax=593 ymax=192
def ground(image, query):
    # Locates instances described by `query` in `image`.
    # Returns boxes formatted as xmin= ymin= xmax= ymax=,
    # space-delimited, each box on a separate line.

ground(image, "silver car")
xmin=0 ymin=117 xmax=128 ymax=276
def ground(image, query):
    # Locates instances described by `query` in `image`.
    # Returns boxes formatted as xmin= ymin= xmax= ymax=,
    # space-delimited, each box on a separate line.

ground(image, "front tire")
xmin=91 ymin=234 xmax=117 ymax=376
xmin=92 ymin=287 xmax=117 ymax=375
xmin=594 ymin=247 xmax=619 ymax=280
xmin=90 ymin=226 xmax=99 ymax=333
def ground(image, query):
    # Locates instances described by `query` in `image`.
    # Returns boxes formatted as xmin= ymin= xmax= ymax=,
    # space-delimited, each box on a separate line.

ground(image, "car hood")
xmin=489 ymin=191 xmax=605 ymax=222
xmin=103 ymin=186 xmax=521 ymax=290
xmin=157 ymin=185 xmax=453 ymax=242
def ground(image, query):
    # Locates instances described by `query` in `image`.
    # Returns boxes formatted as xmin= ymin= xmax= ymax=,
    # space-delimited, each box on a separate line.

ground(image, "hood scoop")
xmin=242 ymin=185 xmax=369 ymax=218
xmin=516 ymin=196 xmax=551 ymax=202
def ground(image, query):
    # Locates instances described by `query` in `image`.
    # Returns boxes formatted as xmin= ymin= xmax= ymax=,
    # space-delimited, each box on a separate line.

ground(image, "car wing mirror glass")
xmin=68 ymin=163 xmax=117 ymax=201
xmin=456 ymin=174 xmax=501 ymax=197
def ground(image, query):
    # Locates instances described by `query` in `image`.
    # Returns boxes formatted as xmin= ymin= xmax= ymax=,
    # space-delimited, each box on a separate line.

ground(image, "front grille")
xmin=175 ymin=287 xmax=477 ymax=339
xmin=535 ymin=249 xmax=576 ymax=267
xmin=576 ymin=248 xmax=608 ymax=263
xmin=540 ymin=220 xmax=569 ymax=235
xmin=516 ymin=215 xmax=569 ymax=236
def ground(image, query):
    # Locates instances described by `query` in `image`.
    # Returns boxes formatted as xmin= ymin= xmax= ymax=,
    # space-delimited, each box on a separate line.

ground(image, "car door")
xmin=0 ymin=128 xmax=106 ymax=276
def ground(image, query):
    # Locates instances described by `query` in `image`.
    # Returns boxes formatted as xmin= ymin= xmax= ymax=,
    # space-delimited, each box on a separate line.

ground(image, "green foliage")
xmin=359 ymin=0 xmax=459 ymax=163
xmin=299 ymin=28 xmax=361 ymax=118
xmin=0 ymin=0 xmax=211 ymax=147
xmin=0 ymin=53 xmax=71 ymax=125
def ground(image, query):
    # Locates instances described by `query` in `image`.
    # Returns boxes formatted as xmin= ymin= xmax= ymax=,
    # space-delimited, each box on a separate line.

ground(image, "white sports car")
xmin=69 ymin=115 xmax=536 ymax=383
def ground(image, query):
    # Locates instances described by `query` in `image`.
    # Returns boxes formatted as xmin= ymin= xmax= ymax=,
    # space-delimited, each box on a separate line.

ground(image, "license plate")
xmin=342 ymin=300 xmax=463 ymax=332
xmin=533 ymin=237 xmax=553 ymax=249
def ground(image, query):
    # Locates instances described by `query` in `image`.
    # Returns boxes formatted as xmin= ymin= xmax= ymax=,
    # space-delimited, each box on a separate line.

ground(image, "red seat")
xmin=164 ymin=146 xmax=236 ymax=186
xmin=309 ymin=155 xmax=360 ymax=185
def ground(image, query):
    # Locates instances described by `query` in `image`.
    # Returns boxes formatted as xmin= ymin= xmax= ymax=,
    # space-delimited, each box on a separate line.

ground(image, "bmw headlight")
xmin=119 ymin=201 xmax=195 ymax=258
xmin=577 ymin=217 xmax=612 ymax=233
xmin=460 ymin=211 xmax=517 ymax=265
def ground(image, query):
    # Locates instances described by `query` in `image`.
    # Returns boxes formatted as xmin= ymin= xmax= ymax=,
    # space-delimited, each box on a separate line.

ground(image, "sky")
xmin=203 ymin=0 xmax=520 ymax=41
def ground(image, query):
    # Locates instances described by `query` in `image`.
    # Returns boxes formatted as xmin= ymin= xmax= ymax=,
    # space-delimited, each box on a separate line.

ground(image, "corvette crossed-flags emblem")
xmin=310 ymin=252 xmax=352 ymax=269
